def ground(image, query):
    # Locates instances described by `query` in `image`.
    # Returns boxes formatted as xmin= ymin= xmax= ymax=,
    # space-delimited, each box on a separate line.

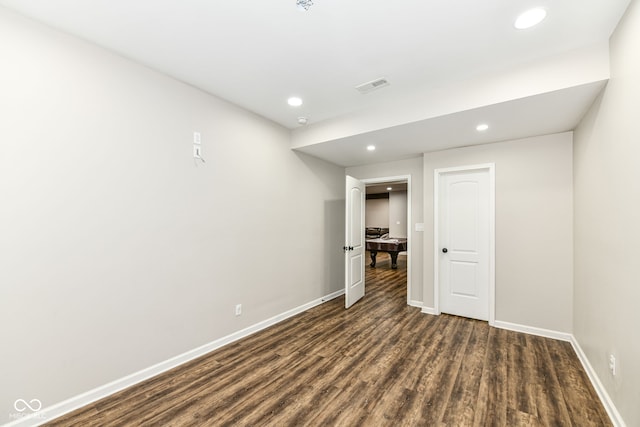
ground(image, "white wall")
xmin=574 ymin=0 xmax=640 ymax=424
xmin=365 ymin=198 xmax=389 ymax=228
xmin=0 ymin=7 xmax=344 ymax=423
xmin=423 ymin=133 xmax=574 ymax=332
xmin=347 ymin=157 xmax=424 ymax=304
xmin=389 ymin=191 xmax=408 ymax=238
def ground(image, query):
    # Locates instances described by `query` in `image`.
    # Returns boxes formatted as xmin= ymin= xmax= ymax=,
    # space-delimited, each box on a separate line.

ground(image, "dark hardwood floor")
xmin=47 ymin=254 xmax=611 ymax=426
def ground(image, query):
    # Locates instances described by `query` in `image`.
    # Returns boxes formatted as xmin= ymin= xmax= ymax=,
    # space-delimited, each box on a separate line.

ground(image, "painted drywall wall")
xmin=389 ymin=191 xmax=408 ymax=238
xmin=0 ymin=7 xmax=345 ymax=423
xmin=573 ymin=0 xmax=640 ymax=424
xmin=346 ymin=158 xmax=424 ymax=305
xmin=423 ymin=133 xmax=573 ymax=333
xmin=365 ymin=198 xmax=389 ymax=228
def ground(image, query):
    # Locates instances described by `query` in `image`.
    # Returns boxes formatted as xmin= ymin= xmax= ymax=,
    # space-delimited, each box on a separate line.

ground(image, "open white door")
xmin=345 ymin=175 xmax=365 ymax=308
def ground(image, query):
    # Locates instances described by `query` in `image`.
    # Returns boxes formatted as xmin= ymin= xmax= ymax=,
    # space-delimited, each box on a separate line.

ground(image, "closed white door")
xmin=439 ymin=169 xmax=490 ymax=321
xmin=345 ymin=175 xmax=365 ymax=308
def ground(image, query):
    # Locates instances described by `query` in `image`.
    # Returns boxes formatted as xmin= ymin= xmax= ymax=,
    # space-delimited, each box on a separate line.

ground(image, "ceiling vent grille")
xmin=355 ymin=78 xmax=390 ymax=94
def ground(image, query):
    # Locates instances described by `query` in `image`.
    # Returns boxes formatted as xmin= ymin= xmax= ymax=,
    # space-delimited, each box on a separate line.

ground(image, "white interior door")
xmin=439 ymin=169 xmax=490 ymax=321
xmin=345 ymin=175 xmax=365 ymax=308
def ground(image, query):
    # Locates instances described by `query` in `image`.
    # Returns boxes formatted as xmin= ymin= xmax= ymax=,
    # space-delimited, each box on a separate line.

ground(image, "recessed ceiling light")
xmin=297 ymin=117 xmax=308 ymax=125
xmin=287 ymin=97 xmax=303 ymax=107
xmin=387 ymin=187 xmax=393 ymax=191
xmin=367 ymin=145 xmax=376 ymax=151
xmin=476 ymin=123 xmax=489 ymax=132
xmin=514 ymin=8 xmax=547 ymax=30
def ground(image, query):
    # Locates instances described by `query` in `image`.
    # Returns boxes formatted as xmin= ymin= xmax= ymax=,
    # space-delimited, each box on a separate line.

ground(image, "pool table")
xmin=366 ymin=238 xmax=408 ymax=269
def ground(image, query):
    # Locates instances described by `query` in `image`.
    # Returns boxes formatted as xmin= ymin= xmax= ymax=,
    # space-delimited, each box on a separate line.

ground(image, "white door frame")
xmin=362 ymin=175 xmax=412 ymax=306
xmin=433 ymin=164 xmax=495 ymax=325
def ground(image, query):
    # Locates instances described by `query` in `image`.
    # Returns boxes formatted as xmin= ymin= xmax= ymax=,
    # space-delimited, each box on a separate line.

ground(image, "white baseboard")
xmin=420 ymin=306 xmax=437 ymax=315
xmin=570 ymin=336 xmax=626 ymax=427
xmin=408 ymin=300 xmax=422 ymax=308
xmin=322 ymin=288 xmax=345 ymax=302
xmin=492 ymin=320 xmax=573 ymax=342
xmin=6 ymin=290 xmax=344 ymax=427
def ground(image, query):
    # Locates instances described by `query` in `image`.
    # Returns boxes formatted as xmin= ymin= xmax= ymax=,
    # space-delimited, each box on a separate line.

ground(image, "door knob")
xmin=442 ymin=248 xmax=448 ymax=253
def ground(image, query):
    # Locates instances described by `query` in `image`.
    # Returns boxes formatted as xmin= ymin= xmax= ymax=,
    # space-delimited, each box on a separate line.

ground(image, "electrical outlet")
xmin=609 ymin=354 xmax=617 ymax=376
xmin=193 ymin=132 xmax=201 ymax=144
xmin=235 ymin=304 xmax=242 ymax=316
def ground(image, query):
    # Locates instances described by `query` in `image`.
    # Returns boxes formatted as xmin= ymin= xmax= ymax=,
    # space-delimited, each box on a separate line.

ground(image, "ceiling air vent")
xmin=355 ymin=78 xmax=390 ymax=94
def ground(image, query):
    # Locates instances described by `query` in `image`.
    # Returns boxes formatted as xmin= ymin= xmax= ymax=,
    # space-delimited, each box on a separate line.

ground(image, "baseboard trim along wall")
xmin=408 ymin=300 xmax=423 ymax=309
xmin=420 ymin=306 xmax=437 ymax=315
xmin=569 ymin=336 xmax=627 ymax=427
xmin=492 ymin=320 xmax=573 ymax=342
xmin=6 ymin=289 xmax=346 ymax=427
xmin=322 ymin=289 xmax=345 ymax=302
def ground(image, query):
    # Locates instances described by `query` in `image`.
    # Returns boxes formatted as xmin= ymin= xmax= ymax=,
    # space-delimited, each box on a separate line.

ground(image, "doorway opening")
xmin=363 ymin=176 xmax=411 ymax=305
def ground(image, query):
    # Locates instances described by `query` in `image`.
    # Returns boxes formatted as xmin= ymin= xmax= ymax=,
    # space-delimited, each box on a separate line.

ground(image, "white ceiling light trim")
xmin=476 ymin=123 xmax=489 ymax=131
xmin=287 ymin=97 xmax=303 ymax=107
xmin=367 ymin=145 xmax=376 ymax=151
xmin=515 ymin=8 xmax=547 ymax=29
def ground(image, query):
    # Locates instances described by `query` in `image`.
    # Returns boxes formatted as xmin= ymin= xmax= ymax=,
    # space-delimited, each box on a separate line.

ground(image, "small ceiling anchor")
xmin=296 ymin=0 xmax=314 ymax=11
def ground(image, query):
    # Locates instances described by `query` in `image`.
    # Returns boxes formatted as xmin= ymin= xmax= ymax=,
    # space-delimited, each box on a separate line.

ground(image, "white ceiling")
xmin=0 ymin=0 xmax=631 ymax=166
xmin=295 ymin=80 xmax=607 ymax=166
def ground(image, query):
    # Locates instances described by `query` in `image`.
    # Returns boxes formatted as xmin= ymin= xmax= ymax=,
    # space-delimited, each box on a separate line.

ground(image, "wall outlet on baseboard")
xmin=235 ymin=304 xmax=242 ymax=316
xmin=608 ymin=354 xmax=617 ymax=376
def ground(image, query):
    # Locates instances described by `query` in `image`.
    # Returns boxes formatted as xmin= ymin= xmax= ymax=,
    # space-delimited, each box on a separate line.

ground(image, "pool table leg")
xmin=369 ymin=251 xmax=377 ymax=267
xmin=390 ymin=251 xmax=399 ymax=269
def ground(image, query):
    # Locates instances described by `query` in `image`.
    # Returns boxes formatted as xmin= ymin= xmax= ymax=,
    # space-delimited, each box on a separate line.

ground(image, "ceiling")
xmin=295 ymin=80 xmax=607 ymax=166
xmin=0 ymin=0 xmax=631 ymax=166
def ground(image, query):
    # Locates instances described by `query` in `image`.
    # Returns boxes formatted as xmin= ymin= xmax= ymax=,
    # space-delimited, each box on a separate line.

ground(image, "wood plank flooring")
xmin=47 ymin=255 xmax=611 ymax=426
